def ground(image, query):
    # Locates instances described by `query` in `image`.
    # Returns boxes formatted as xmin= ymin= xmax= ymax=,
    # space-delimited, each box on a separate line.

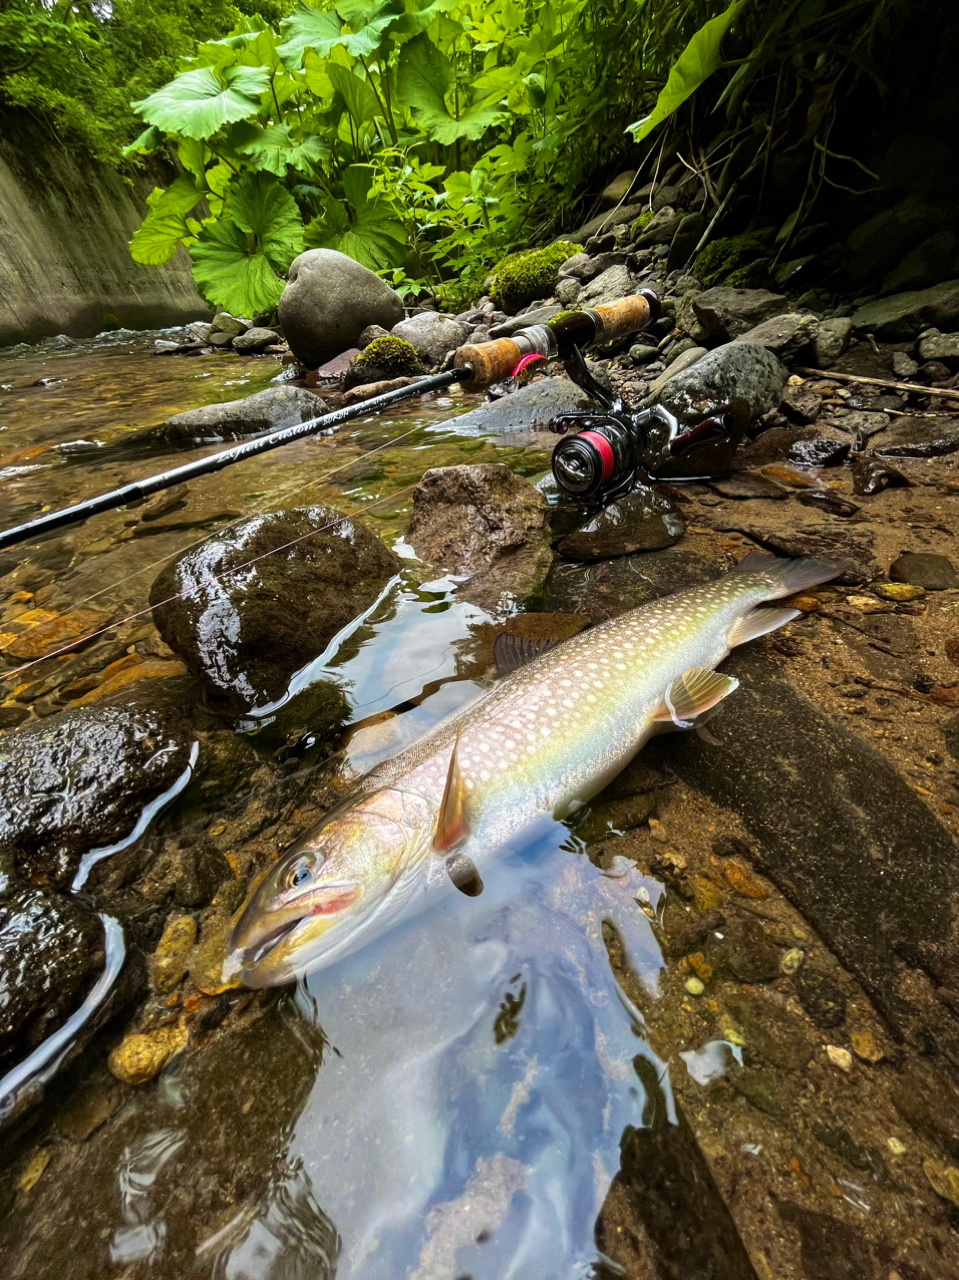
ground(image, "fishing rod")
xmin=0 ymin=291 xmax=662 ymax=552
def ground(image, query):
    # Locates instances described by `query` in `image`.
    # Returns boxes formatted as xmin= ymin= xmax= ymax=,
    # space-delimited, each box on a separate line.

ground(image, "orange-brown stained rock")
xmin=76 ymin=657 xmax=187 ymax=705
xmin=722 ymin=858 xmax=769 ymax=899
xmin=0 ymin=608 xmax=111 ymax=661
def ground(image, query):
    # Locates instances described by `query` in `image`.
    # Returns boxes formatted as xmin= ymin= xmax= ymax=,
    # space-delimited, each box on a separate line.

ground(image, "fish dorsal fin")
xmin=653 ymin=668 xmax=740 ymax=729
xmin=445 ymin=852 xmax=484 ymax=896
xmin=728 ymin=606 xmax=800 ymax=648
xmin=434 ymin=729 xmax=470 ymax=852
xmin=493 ymin=633 xmax=563 ymax=676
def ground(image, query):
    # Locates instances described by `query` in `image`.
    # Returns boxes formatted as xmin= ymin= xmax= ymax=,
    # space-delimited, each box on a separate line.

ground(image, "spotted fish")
xmin=228 ymin=551 xmax=839 ymax=986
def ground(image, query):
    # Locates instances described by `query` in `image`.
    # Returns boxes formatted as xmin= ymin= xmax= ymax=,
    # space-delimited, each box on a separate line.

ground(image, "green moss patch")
xmin=693 ymin=233 xmax=771 ymax=287
xmin=489 ymin=242 xmax=581 ymax=314
xmin=629 ymin=209 xmax=656 ymax=239
xmin=355 ymin=336 xmax=421 ymax=376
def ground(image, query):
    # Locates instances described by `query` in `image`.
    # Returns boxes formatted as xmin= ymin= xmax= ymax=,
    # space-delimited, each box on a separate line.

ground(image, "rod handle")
xmin=594 ymin=289 xmax=660 ymax=342
xmin=454 ymin=338 xmax=524 ymax=391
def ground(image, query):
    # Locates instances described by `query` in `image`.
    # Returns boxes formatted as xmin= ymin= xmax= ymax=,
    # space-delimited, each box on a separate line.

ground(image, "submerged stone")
xmin=890 ymin=551 xmax=959 ymax=590
xmin=151 ymin=506 xmax=400 ymax=713
xmin=0 ymin=698 xmax=194 ymax=888
xmin=557 ymin=487 xmax=685 ymax=561
xmin=874 ymin=415 xmax=959 ymax=458
xmin=157 ymin=386 xmax=327 ymax=446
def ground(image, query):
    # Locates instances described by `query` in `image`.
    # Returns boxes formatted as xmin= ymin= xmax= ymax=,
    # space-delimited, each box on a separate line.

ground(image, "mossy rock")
xmin=344 ymin=335 xmax=423 ymax=388
xmin=693 ymin=233 xmax=771 ymax=287
xmin=726 ymin=259 xmax=771 ymax=289
xmin=489 ymin=242 xmax=581 ymax=314
xmin=629 ymin=209 xmax=656 ymax=239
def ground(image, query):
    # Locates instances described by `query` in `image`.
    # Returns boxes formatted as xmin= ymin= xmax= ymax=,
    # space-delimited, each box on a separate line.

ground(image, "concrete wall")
xmin=0 ymin=132 xmax=211 ymax=347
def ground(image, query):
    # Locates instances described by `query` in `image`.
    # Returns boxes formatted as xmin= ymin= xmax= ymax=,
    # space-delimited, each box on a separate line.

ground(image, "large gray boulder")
xmin=0 ymin=699 xmax=194 ymax=889
xmin=852 ymin=280 xmax=959 ymax=339
xmin=390 ymin=312 xmax=469 ymax=366
xmin=158 ymin=386 xmax=326 ymax=446
xmin=150 ymin=506 xmax=400 ymax=713
xmin=692 ymin=288 xmax=790 ymax=341
xmin=647 ymin=341 xmax=787 ymax=423
xmin=279 ymin=249 xmax=405 ymax=368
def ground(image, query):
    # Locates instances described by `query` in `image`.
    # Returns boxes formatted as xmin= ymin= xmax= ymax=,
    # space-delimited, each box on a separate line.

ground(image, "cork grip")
xmin=593 ymin=290 xmax=659 ymax=342
xmin=454 ymin=338 xmax=523 ymax=391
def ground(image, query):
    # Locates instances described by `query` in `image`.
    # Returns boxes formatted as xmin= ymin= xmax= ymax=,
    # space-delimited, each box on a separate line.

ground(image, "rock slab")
xmin=151 ymin=507 xmax=400 ymax=712
xmin=558 ymin=488 xmax=686 ymax=561
xmin=279 ymin=248 xmax=404 ymax=368
xmin=0 ymin=700 xmax=193 ymax=888
xmin=159 ymin=386 xmax=326 ymax=445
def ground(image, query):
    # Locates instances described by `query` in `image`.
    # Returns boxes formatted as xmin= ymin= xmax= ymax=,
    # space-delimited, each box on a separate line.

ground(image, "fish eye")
xmin=285 ymin=856 xmax=320 ymax=890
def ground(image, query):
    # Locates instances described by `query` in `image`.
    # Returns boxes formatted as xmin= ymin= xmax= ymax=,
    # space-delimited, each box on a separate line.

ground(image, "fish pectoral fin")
xmin=493 ymin=633 xmax=564 ymax=676
xmin=434 ymin=729 xmax=470 ymax=852
xmin=653 ymin=668 xmax=739 ymax=729
xmin=445 ymin=853 xmax=484 ymax=896
xmin=728 ymin=606 xmax=800 ymax=648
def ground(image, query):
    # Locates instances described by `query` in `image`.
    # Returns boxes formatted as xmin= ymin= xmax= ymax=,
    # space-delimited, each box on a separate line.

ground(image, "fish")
xmin=228 ymin=551 xmax=839 ymax=987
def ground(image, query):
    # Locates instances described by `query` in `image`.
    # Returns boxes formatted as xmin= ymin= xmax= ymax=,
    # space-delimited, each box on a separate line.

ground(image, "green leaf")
xmin=397 ymin=33 xmax=506 ymax=144
xmin=177 ymin=137 xmax=208 ymax=178
xmin=304 ymin=164 xmax=405 ymax=270
xmin=303 ymin=48 xmax=335 ymax=100
xmin=133 ymin=65 xmax=271 ymax=140
xmin=627 ymin=0 xmax=748 ymax=143
xmin=122 ymin=125 xmax=164 ymax=158
xmin=328 ymin=63 xmax=381 ymax=126
xmin=231 ymin=121 xmax=330 ymax=175
xmin=132 ymin=176 xmax=203 ymax=266
xmin=191 ymin=221 xmax=289 ymax=315
xmin=277 ymin=6 xmax=343 ymax=68
xmin=190 ymin=172 xmax=305 ymax=316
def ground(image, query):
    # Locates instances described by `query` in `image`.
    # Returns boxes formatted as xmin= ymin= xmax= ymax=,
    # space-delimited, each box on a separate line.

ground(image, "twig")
xmin=794 ymin=367 xmax=959 ymax=403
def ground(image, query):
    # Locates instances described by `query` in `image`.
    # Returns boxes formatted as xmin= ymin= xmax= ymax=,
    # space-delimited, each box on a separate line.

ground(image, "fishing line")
xmin=1 ymin=457 xmax=422 ymax=685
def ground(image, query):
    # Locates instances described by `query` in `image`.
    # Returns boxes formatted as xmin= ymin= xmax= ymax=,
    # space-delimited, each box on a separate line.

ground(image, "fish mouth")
xmin=232 ymin=881 xmax=363 ymax=966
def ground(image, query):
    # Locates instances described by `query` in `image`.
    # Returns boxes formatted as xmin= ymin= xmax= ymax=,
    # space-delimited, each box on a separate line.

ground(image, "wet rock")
xmin=789 ymin=438 xmax=850 ymax=468
xmin=795 ymin=970 xmax=847 ymax=1029
xmin=0 ymin=606 xmax=111 ymax=663
xmin=578 ymin=264 xmax=637 ymax=308
xmin=648 ymin=341 xmax=787 ymax=423
xmin=851 ymin=455 xmax=910 ymax=495
xmin=890 ymin=551 xmax=959 ymax=591
xmin=278 ymin=248 xmax=404 ymax=368
xmin=150 ymin=914 xmax=197 ymax=994
xmin=629 ymin=343 xmax=659 ymax=365
xmin=813 ymin=316 xmax=853 ymax=367
xmin=537 ymin=548 xmax=720 ymax=622
xmin=108 ymin=1023 xmax=188 ymax=1086
xmin=655 ymin=647 xmax=958 ymax=1041
xmin=924 ymin=1158 xmax=959 ymax=1208
xmin=408 ymin=465 xmax=551 ymax=607
xmin=795 ymin=490 xmax=860 ymax=518
xmin=232 ymin=327 xmax=280 ymax=355
xmin=736 ymin=311 xmax=819 ymax=359
xmin=0 ymin=699 xmax=193 ymax=888
xmin=341 ymin=376 xmax=418 ymax=407
xmin=874 ymin=415 xmax=959 ymax=458
xmin=446 ymin=376 xmax=591 ymax=438
xmin=158 ymin=386 xmax=326 ymax=445
xmin=852 ymin=280 xmax=959 ymax=340
xmin=390 ymin=312 xmax=469 ymax=367
xmin=208 ymin=330 xmax=233 ymax=349
xmin=210 ymin=314 xmax=248 ymax=340
xmin=692 ymin=288 xmax=790 ymax=341
xmin=707 ymin=472 xmax=788 ymax=500
xmin=780 ymin=383 xmax=822 ymax=425
xmin=830 ymin=409 xmax=892 ymax=441
xmin=0 ymin=883 xmax=104 ymax=1075
xmin=917 ymin=329 xmax=959 ymax=368
xmin=151 ymin=507 xmax=399 ymax=713
xmin=557 ymin=488 xmax=685 ymax=561
xmin=647 ymin=346 xmax=708 ymax=393
xmin=357 ymin=323 xmax=390 ymax=348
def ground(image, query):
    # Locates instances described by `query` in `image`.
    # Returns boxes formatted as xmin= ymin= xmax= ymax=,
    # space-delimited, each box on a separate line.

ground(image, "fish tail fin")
xmin=728 ymin=549 xmax=842 ymax=598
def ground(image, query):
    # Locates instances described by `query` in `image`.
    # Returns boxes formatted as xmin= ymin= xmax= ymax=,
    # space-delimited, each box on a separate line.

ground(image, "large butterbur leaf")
xmin=304 ymin=165 xmax=405 ymax=271
xmin=133 ymin=65 xmax=271 ymax=140
xmin=130 ymin=175 xmax=204 ymax=266
xmin=277 ymin=5 xmax=343 ymax=67
xmin=190 ymin=173 xmax=305 ymax=315
xmin=230 ymin=122 xmax=330 ymax=175
xmin=397 ymin=34 xmax=506 ymax=144
xmin=627 ymin=0 xmax=748 ymax=142
xmin=328 ymin=64 xmax=381 ymax=126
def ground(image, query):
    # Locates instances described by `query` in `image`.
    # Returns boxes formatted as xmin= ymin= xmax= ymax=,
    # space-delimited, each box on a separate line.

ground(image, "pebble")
xmin=151 ymin=914 xmax=198 ymax=994
xmin=890 ymin=551 xmax=959 ymax=591
xmin=781 ymin=947 xmax=805 ymax=976
xmin=850 ymin=1029 xmax=884 ymax=1063
xmin=687 ymin=951 xmax=713 ymax=983
xmin=874 ymin=582 xmax=925 ymax=601
xmin=722 ymin=858 xmax=769 ymax=899
xmin=760 ymin=463 xmax=817 ymax=489
xmin=108 ymin=1024 xmax=188 ymax=1086
xmin=647 ymin=818 xmax=669 ymax=843
xmin=887 ymin=1136 xmax=907 ymax=1156
xmin=16 ymin=1149 xmax=51 ymax=1193
xmin=825 ymin=1044 xmax=853 ymax=1073
xmin=924 ymin=1158 xmax=959 ymax=1208
xmin=684 ymin=977 xmax=705 ymax=996
xmin=845 ymin=595 xmax=888 ymax=614
xmin=692 ymin=875 xmax=723 ymax=913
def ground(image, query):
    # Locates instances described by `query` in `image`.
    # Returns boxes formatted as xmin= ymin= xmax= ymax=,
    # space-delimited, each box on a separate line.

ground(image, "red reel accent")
xmin=577 ymin=431 xmax=616 ymax=484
